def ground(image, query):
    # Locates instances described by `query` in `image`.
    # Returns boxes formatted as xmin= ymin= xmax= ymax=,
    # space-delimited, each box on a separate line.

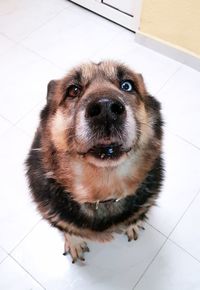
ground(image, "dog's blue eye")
xmin=120 ymin=80 xmax=133 ymax=92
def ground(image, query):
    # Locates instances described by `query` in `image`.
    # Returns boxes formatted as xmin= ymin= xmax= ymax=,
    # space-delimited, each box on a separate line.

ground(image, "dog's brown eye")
xmin=67 ymin=85 xmax=81 ymax=98
xmin=120 ymin=80 xmax=134 ymax=92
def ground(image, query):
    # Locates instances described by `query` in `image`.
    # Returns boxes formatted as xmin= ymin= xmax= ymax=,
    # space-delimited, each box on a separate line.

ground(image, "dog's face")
xmin=44 ymin=61 xmax=150 ymax=168
xmin=39 ymin=60 xmax=162 ymax=202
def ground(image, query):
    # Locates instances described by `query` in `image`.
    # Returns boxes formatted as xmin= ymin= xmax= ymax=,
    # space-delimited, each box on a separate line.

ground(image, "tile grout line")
xmin=133 ymin=189 xmax=200 ymax=289
xmin=163 ymin=127 xmax=200 ymax=152
xmin=132 ymin=238 xmax=168 ymax=289
xmin=4 ymin=3 xmax=72 ymax=46
xmin=0 ymin=4 xmax=72 ymax=66
xmin=0 ymin=246 xmax=9 ymax=265
xmin=20 ymin=18 xmax=127 ymax=73
xmin=0 ymin=255 xmax=8 ymax=266
xmin=12 ymin=100 xmax=44 ymax=127
xmin=131 ymin=220 xmax=170 ymax=289
xmin=169 ymin=239 xmax=200 ymax=264
xmin=155 ymin=65 xmax=182 ymax=95
xmin=19 ymin=42 xmax=67 ymax=71
xmin=9 ymin=219 xmax=42 ymax=255
xmin=18 ymin=6 xmax=133 ymax=71
xmin=154 ymin=62 xmax=200 ymax=153
xmin=9 ymin=254 xmax=46 ymax=290
xmin=18 ymin=8 xmax=66 ymax=43
xmin=146 ymin=221 xmax=168 ymax=238
xmin=167 ymin=189 xmax=200 ymax=239
xmin=0 ymin=113 xmax=15 ymax=125
xmin=0 ymin=31 xmax=18 ymax=44
xmin=172 ymin=133 xmax=200 ymax=151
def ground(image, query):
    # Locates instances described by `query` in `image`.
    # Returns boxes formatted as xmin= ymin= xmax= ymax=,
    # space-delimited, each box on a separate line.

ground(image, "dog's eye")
xmin=120 ymin=80 xmax=134 ymax=92
xmin=67 ymin=85 xmax=81 ymax=98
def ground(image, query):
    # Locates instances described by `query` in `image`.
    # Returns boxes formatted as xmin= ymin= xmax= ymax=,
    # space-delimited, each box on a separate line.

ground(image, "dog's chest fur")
xmin=70 ymin=155 xmax=140 ymax=203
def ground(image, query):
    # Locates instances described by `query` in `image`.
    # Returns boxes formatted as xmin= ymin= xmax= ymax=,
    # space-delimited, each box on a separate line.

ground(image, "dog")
xmin=26 ymin=60 xmax=163 ymax=263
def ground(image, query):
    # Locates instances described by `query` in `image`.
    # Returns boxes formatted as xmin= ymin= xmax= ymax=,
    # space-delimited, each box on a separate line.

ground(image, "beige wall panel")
xmin=140 ymin=0 xmax=200 ymax=56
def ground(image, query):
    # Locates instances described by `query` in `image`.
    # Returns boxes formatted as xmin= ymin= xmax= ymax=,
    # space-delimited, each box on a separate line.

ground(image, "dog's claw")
xmin=139 ymin=226 xmax=145 ymax=231
xmin=84 ymin=246 xmax=90 ymax=252
xmin=64 ymin=233 xmax=89 ymax=263
xmin=125 ymin=221 xmax=144 ymax=242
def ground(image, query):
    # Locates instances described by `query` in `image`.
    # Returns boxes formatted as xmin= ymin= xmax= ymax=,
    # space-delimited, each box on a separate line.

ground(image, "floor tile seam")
xmin=19 ymin=1 xmax=103 ymax=46
xmin=169 ymin=238 xmax=200 ymax=264
xmin=167 ymin=189 xmax=200 ymax=239
xmin=0 ymin=31 xmax=18 ymax=44
xmin=91 ymin=31 xmax=131 ymax=60
xmin=8 ymin=3 xmax=72 ymax=45
xmin=9 ymin=219 xmax=42 ymax=255
xmin=146 ymin=222 xmax=168 ymax=238
xmin=0 ymin=113 xmax=35 ymax=140
xmin=19 ymin=42 xmax=65 ymax=71
xmin=172 ymin=133 xmax=200 ymax=151
xmin=12 ymin=101 xmax=44 ymax=128
xmin=132 ymin=234 xmax=200 ymax=290
xmin=0 ymin=113 xmax=14 ymax=125
xmin=155 ymin=65 xmax=182 ymax=96
xmin=19 ymin=13 xmax=134 ymax=69
xmin=132 ymin=189 xmax=200 ymax=289
xmin=132 ymin=237 xmax=168 ymax=289
xmin=0 ymin=98 xmax=46 ymax=134
xmin=162 ymin=123 xmax=200 ymax=153
xmin=9 ymin=254 xmax=46 ymax=290
xmin=0 ymin=246 xmax=8 ymax=265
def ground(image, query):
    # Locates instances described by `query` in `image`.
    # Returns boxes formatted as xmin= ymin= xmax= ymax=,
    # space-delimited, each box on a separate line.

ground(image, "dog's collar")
xmin=93 ymin=198 xmax=121 ymax=209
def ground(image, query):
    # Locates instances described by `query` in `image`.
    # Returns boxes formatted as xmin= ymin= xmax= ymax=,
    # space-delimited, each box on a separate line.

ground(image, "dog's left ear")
xmin=138 ymin=73 xmax=144 ymax=81
xmin=136 ymin=73 xmax=147 ymax=97
xmin=46 ymin=80 xmax=57 ymax=103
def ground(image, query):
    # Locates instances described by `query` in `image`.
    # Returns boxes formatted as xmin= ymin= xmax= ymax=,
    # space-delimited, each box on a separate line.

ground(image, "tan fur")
xmin=50 ymin=109 xmax=68 ymax=151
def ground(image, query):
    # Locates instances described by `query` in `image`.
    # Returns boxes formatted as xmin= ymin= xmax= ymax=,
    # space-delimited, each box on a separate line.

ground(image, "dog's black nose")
xmin=86 ymin=98 xmax=125 ymax=122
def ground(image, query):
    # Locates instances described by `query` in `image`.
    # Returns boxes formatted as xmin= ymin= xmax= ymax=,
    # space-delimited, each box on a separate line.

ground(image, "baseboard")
xmin=135 ymin=31 xmax=200 ymax=71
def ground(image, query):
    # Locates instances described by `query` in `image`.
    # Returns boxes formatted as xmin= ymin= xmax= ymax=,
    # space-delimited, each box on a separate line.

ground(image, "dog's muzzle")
xmin=84 ymin=97 xmax=128 ymax=160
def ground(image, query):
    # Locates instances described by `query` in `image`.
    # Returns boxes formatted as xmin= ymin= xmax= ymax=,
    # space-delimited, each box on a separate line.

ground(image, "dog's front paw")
xmin=125 ymin=221 xmax=145 ymax=242
xmin=63 ymin=233 xmax=89 ymax=263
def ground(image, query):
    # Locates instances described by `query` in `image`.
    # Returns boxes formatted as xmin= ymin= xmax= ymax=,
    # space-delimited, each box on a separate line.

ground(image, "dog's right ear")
xmin=46 ymin=80 xmax=57 ymax=103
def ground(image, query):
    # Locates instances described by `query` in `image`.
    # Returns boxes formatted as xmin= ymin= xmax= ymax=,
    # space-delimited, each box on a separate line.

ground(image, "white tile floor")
xmin=0 ymin=1 xmax=200 ymax=289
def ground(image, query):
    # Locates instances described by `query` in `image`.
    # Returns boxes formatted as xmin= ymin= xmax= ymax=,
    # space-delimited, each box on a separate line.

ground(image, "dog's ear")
xmin=138 ymin=73 xmax=144 ymax=81
xmin=46 ymin=80 xmax=57 ymax=103
xmin=136 ymin=73 xmax=147 ymax=97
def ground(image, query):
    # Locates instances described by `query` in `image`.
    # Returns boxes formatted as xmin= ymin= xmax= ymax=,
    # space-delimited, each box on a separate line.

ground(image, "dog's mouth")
xmin=79 ymin=143 xmax=131 ymax=160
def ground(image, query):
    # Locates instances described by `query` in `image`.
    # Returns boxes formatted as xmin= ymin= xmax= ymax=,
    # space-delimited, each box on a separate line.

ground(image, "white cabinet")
xmin=103 ymin=0 xmax=134 ymax=16
xmin=70 ymin=0 xmax=142 ymax=32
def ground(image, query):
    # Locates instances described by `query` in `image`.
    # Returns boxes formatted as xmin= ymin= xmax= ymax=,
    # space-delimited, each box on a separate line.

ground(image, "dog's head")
xmin=41 ymin=61 xmax=158 ymax=167
xmin=39 ymin=61 xmax=162 ymax=202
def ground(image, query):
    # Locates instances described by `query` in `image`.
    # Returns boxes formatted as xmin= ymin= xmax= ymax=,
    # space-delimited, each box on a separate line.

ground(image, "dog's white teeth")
xmin=101 ymin=154 xmax=105 ymax=159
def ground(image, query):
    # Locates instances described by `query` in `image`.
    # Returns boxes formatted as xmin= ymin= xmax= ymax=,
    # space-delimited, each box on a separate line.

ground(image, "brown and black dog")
xmin=26 ymin=61 xmax=163 ymax=263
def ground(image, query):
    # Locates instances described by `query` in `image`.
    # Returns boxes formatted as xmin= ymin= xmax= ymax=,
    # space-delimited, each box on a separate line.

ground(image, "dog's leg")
xmin=63 ymin=233 xmax=89 ymax=263
xmin=125 ymin=220 xmax=145 ymax=242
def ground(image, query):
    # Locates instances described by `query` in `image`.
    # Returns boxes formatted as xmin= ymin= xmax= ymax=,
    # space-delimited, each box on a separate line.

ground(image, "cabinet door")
xmin=103 ymin=0 xmax=134 ymax=16
xmin=70 ymin=0 xmax=142 ymax=32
